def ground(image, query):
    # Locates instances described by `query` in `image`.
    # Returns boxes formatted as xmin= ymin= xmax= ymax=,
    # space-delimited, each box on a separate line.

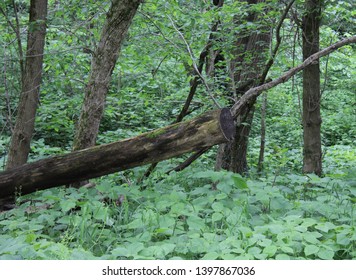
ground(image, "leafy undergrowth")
xmin=0 ymin=167 xmax=355 ymax=260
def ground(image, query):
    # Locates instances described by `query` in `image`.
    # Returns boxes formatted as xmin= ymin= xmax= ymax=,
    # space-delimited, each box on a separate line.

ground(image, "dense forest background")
xmin=0 ymin=0 xmax=355 ymax=260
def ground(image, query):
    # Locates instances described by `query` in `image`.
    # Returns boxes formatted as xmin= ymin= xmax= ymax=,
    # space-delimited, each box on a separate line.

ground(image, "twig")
xmin=139 ymin=11 xmax=181 ymax=50
xmin=151 ymin=54 xmax=168 ymax=78
xmin=260 ymin=0 xmax=296 ymax=83
xmin=166 ymin=147 xmax=211 ymax=174
xmin=1 ymin=2 xmax=25 ymax=79
xmin=168 ymin=15 xmax=221 ymax=108
xmin=141 ymin=21 xmax=222 ymax=180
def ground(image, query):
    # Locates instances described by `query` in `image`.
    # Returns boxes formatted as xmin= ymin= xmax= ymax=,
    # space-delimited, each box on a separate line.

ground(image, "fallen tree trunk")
xmin=0 ymin=108 xmax=235 ymax=198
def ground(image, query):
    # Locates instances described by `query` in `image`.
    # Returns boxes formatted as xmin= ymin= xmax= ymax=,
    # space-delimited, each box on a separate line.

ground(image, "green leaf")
xmin=170 ymin=202 xmax=186 ymax=215
xmin=111 ymin=246 xmax=129 ymax=257
xmin=59 ymin=199 xmax=76 ymax=212
xmin=248 ymin=246 xmax=261 ymax=256
xmin=307 ymin=173 xmax=321 ymax=183
xmin=153 ymin=243 xmax=176 ymax=258
xmin=189 ymin=238 xmax=209 ymax=254
xmin=263 ymin=245 xmax=278 ymax=257
xmin=275 ymin=254 xmax=291 ymax=260
xmin=126 ymin=219 xmax=143 ymax=229
xmin=221 ymin=253 xmax=237 ymax=260
xmin=202 ymin=251 xmax=220 ymax=260
xmin=301 ymin=218 xmax=317 ymax=227
xmin=212 ymin=212 xmax=223 ymax=223
xmin=159 ymin=216 xmax=175 ymax=228
xmin=303 ymin=232 xmax=322 ymax=244
xmin=211 ymin=201 xmax=224 ymax=212
xmin=95 ymin=180 xmax=112 ymax=192
xmin=187 ymin=216 xmax=205 ymax=231
xmin=232 ymin=175 xmax=248 ymax=189
xmin=317 ymin=249 xmax=334 ymax=260
xmin=315 ymin=222 xmax=336 ymax=233
xmin=70 ymin=248 xmax=96 ymax=260
xmin=93 ymin=207 xmax=108 ymax=221
xmin=258 ymin=239 xmax=272 ymax=247
xmin=215 ymin=193 xmax=228 ymax=200
xmin=336 ymin=233 xmax=351 ymax=246
xmin=154 ymin=228 xmax=171 ymax=234
xmin=193 ymin=171 xmax=222 ymax=182
xmin=280 ymin=246 xmax=294 ymax=254
xmin=295 ymin=225 xmax=308 ymax=232
xmin=25 ymin=233 xmax=37 ymax=243
xmin=304 ymin=245 xmax=319 ymax=256
xmin=28 ymin=224 xmax=44 ymax=231
xmin=127 ymin=242 xmax=145 ymax=256
xmin=216 ymin=181 xmax=232 ymax=194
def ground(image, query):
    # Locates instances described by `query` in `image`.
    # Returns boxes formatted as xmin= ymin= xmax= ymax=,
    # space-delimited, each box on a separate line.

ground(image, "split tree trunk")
xmin=0 ymin=109 xmax=235 ymax=198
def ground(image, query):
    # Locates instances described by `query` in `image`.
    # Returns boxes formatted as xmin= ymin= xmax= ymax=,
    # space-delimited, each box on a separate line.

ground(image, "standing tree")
xmin=6 ymin=0 xmax=48 ymax=169
xmin=72 ymin=0 xmax=142 ymax=152
xmin=302 ymin=0 xmax=322 ymax=175
xmin=215 ymin=0 xmax=272 ymax=174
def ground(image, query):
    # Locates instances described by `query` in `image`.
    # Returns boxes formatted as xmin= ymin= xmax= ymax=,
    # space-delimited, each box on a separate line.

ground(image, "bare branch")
xmin=260 ymin=0 xmax=296 ymax=83
xmin=168 ymin=15 xmax=221 ymax=108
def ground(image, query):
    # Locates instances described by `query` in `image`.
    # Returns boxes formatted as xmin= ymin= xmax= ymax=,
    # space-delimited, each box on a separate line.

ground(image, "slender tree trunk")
xmin=302 ymin=0 xmax=322 ymax=175
xmin=6 ymin=0 xmax=48 ymax=169
xmin=257 ymin=92 xmax=267 ymax=173
xmin=73 ymin=0 xmax=141 ymax=151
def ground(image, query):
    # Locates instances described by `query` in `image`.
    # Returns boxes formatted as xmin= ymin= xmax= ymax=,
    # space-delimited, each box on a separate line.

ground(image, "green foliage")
xmin=0 ymin=0 xmax=355 ymax=261
xmin=1 ymin=167 xmax=354 ymax=260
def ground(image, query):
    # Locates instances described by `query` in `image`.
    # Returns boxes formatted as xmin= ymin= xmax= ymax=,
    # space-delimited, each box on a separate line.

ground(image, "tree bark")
xmin=0 ymin=109 xmax=235 ymax=198
xmin=6 ymin=0 xmax=48 ymax=169
xmin=257 ymin=92 xmax=267 ymax=173
xmin=215 ymin=0 xmax=270 ymax=174
xmin=73 ymin=0 xmax=141 ymax=151
xmin=302 ymin=0 xmax=322 ymax=175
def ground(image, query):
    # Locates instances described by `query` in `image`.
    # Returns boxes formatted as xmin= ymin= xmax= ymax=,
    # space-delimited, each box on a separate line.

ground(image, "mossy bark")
xmin=0 ymin=109 xmax=235 ymax=199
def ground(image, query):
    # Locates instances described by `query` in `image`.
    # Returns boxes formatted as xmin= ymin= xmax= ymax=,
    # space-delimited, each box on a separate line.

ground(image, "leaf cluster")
xmin=0 ymin=167 xmax=354 ymax=260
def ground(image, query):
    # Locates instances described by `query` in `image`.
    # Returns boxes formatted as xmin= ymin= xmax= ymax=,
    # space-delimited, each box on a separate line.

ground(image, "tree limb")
xmin=231 ymin=36 xmax=356 ymax=117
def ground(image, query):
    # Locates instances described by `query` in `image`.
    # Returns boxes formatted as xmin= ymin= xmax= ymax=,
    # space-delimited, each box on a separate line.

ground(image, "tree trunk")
xmin=215 ymin=0 xmax=270 ymax=174
xmin=73 ymin=0 xmax=141 ymax=151
xmin=0 ymin=109 xmax=235 ymax=199
xmin=302 ymin=0 xmax=322 ymax=175
xmin=6 ymin=0 xmax=48 ymax=169
xmin=257 ymin=92 xmax=267 ymax=173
